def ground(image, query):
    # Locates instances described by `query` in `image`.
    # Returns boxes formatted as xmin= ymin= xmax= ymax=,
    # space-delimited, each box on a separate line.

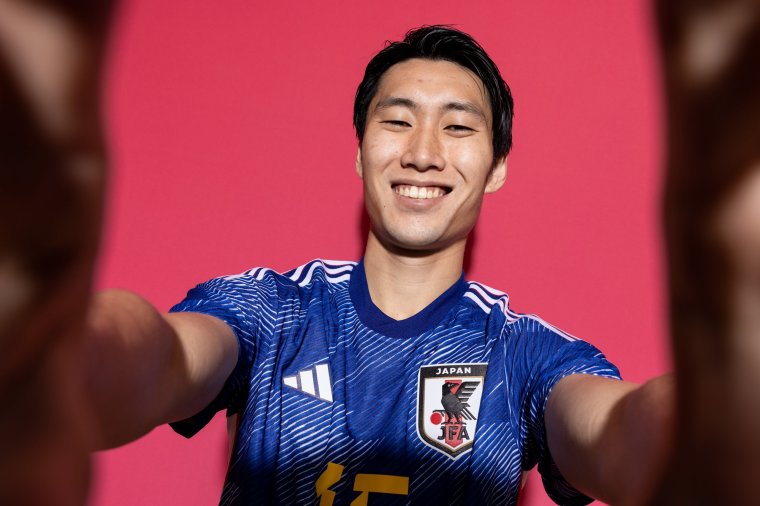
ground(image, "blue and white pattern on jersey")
xmin=170 ymin=259 xmax=620 ymax=505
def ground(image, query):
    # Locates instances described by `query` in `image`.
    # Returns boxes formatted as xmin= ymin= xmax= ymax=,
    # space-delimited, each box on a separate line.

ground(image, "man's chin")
xmin=381 ymin=231 xmax=462 ymax=256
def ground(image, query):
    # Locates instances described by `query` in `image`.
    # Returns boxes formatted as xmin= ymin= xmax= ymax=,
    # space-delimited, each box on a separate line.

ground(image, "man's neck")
xmin=362 ymin=232 xmax=466 ymax=320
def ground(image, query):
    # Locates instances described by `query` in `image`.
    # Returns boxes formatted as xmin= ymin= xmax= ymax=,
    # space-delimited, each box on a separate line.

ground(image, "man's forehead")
xmin=370 ymin=59 xmax=492 ymax=118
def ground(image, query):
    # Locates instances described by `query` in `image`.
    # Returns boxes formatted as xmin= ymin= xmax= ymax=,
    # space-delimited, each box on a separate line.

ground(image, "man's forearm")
xmin=597 ymin=375 xmax=675 ymax=505
xmin=547 ymin=374 xmax=675 ymax=506
xmin=83 ymin=290 xmax=187 ymax=449
xmin=83 ymin=289 xmax=239 ymax=450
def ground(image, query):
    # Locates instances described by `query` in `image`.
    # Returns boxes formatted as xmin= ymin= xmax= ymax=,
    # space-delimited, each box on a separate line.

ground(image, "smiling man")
xmin=86 ymin=27 xmax=672 ymax=505
xmin=0 ymin=16 xmax=675 ymax=505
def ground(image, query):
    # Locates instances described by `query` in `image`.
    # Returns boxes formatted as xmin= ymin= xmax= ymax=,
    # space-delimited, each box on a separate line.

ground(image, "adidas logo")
xmin=283 ymin=363 xmax=333 ymax=402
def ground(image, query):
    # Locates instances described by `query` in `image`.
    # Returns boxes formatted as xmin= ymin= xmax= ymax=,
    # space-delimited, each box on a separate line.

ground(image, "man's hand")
xmin=654 ymin=0 xmax=760 ymax=502
xmin=0 ymin=1 xmax=114 ymax=503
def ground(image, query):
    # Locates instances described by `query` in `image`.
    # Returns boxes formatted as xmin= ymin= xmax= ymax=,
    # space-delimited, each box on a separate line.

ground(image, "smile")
xmin=393 ymin=184 xmax=450 ymax=199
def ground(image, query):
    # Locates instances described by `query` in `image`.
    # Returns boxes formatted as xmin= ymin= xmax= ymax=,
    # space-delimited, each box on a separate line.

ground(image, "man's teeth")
xmin=394 ymin=185 xmax=446 ymax=199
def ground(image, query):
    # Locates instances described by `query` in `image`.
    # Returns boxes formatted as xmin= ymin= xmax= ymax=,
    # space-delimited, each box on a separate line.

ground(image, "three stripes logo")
xmin=283 ymin=363 xmax=333 ymax=402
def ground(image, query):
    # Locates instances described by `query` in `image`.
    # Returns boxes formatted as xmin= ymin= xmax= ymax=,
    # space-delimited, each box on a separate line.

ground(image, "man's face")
xmin=357 ymin=58 xmax=506 ymax=253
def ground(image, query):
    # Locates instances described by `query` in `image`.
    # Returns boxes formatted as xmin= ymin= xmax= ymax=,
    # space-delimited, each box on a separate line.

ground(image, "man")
xmin=79 ymin=26 xmax=672 ymax=505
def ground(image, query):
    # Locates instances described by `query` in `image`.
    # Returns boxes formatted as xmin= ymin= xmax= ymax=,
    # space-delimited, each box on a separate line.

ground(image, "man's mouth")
xmin=393 ymin=184 xmax=450 ymax=199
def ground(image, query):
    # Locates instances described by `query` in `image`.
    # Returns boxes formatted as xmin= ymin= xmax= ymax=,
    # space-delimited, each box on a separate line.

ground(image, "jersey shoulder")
xmin=210 ymin=258 xmax=356 ymax=293
xmin=172 ymin=259 xmax=356 ymax=327
xmin=464 ymin=279 xmax=581 ymax=343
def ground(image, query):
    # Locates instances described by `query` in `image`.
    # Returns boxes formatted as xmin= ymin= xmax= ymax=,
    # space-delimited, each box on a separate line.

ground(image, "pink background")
xmin=92 ymin=0 xmax=667 ymax=504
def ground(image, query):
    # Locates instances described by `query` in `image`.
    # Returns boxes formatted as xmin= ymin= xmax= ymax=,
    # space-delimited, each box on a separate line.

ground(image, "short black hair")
xmin=353 ymin=25 xmax=514 ymax=162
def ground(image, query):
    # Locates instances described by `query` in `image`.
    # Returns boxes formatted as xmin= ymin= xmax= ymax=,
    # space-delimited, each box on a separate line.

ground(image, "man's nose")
xmin=400 ymin=127 xmax=445 ymax=171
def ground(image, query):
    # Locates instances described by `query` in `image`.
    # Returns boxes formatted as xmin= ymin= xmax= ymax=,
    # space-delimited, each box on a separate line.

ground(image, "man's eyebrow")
xmin=442 ymin=101 xmax=487 ymax=122
xmin=374 ymin=96 xmax=417 ymax=111
xmin=373 ymin=97 xmax=487 ymax=122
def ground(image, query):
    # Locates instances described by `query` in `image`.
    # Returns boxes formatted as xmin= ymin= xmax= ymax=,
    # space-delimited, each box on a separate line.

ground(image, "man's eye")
xmin=446 ymin=125 xmax=474 ymax=133
xmin=382 ymin=120 xmax=411 ymax=127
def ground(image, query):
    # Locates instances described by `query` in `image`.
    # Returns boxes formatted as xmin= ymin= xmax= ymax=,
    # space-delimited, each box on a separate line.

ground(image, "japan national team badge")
xmin=417 ymin=363 xmax=487 ymax=459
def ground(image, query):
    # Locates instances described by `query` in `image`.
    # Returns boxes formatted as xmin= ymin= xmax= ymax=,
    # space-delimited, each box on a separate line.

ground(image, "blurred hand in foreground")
xmin=0 ymin=1 xmax=114 ymax=503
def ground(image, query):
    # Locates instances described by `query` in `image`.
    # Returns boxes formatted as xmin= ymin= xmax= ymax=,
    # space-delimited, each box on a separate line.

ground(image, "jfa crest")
xmin=416 ymin=363 xmax=487 ymax=459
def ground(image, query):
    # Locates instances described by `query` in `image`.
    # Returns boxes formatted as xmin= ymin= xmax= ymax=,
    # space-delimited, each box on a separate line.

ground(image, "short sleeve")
xmin=167 ymin=274 xmax=268 ymax=438
xmin=516 ymin=320 xmax=621 ymax=505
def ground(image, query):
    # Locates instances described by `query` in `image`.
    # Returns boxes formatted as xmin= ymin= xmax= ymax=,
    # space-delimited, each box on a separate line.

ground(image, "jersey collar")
xmin=349 ymin=258 xmax=467 ymax=339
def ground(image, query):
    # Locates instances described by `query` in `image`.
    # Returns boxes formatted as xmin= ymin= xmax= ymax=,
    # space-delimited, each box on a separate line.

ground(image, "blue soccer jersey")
xmin=170 ymin=259 xmax=620 ymax=505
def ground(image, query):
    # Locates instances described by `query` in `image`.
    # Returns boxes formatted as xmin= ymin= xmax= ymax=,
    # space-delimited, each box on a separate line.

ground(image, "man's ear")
xmin=355 ymin=147 xmax=364 ymax=179
xmin=485 ymin=157 xmax=507 ymax=193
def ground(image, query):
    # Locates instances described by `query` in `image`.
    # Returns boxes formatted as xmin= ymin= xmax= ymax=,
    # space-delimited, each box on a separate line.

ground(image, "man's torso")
xmin=171 ymin=259 xmax=619 ymax=505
